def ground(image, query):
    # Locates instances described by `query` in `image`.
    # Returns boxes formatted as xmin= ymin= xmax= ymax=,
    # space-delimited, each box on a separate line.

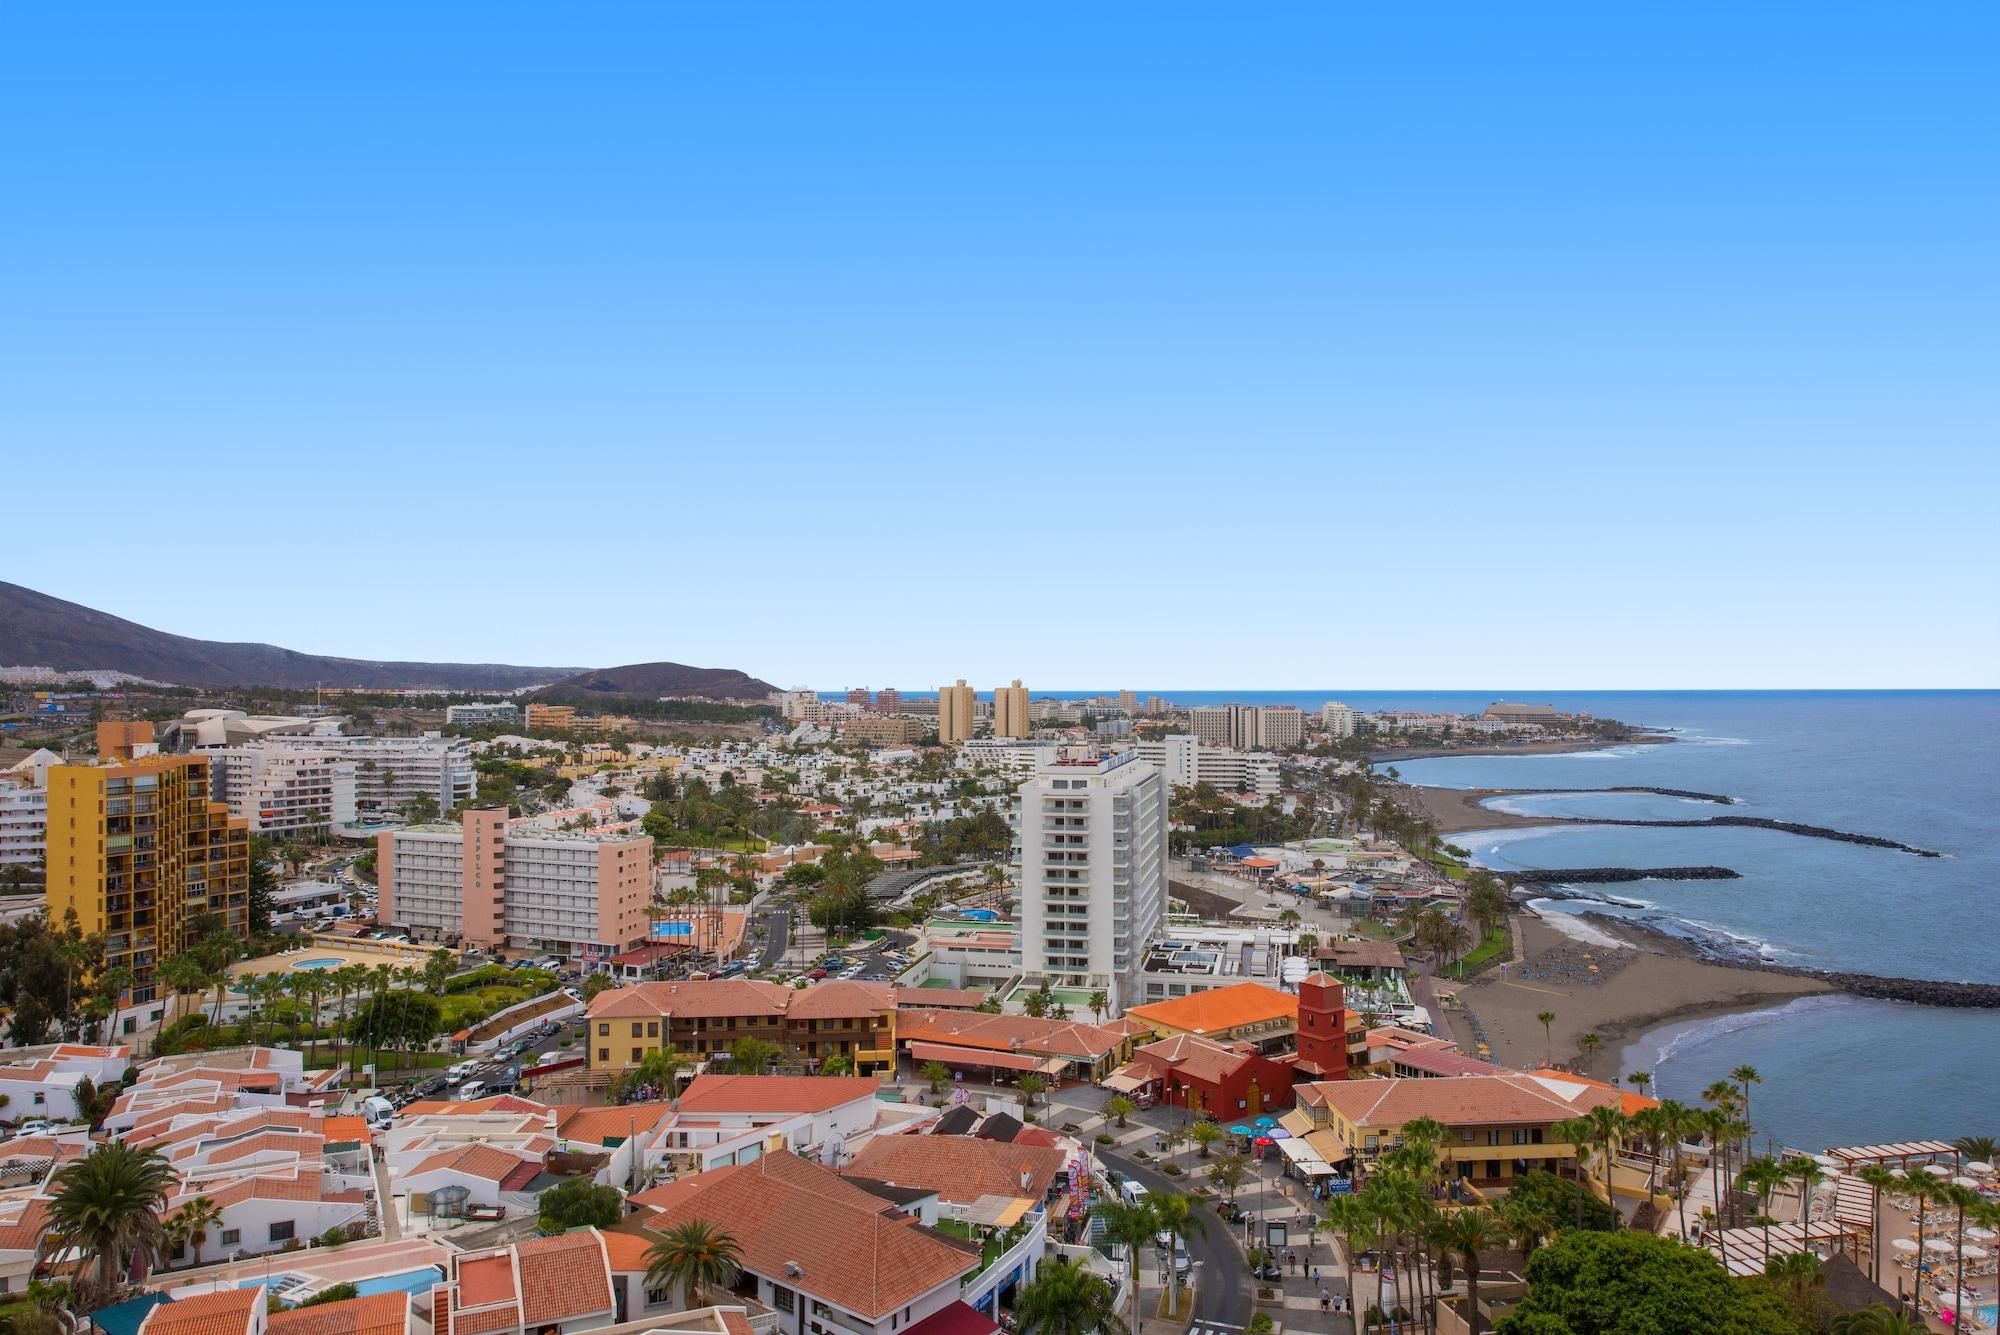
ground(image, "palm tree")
xmin=643 ymin=1219 xmax=742 ymax=1310
xmin=44 ymin=1142 xmax=177 ymax=1298
xmin=1550 ymin=1117 xmax=1597 ymax=1227
xmin=1499 ymin=1193 xmax=1553 ymax=1264
xmin=1188 ymin=1120 xmax=1222 ymax=1159
xmin=1088 ymin=990 xmax=1109 ymax=1026
xmin=1576 ymin=1032 xmax=1602 ymax=1070
xmin=1320 ymin=1194 xmax=1379 ymax=1331
xmin=1150 ymin=1191 xmax=1207 ymax=1295
xmin=1735 ymin=1158 xmax=1784 ymax=1261
xmin=1953 ymin=1135 xmax=1997 ymax=1167
xmin=1833 ymin=1306 xmax=1927 ymax=1335
xmin=1731 ymin=1065 xmax=1762 ymax=1138
xmin=1625 ymin=1071 xmax=1651 ymax=1097
xmin=1012 ymin=1257 xmax=1126 ymax=1335
xmin=174 ymin=1195 xmax=221 ymax=1268
xmin=1630 ymin=1105 xmax=1673 ymax=1205
xmin=1536 ymin=1012 xmax=1556 ymax=1065
xmin=1016 ymin=1073 xmax=1045 ymax=1109
xmin=919 ymin=1060 xmax=951 ymax=1095
xmin=1855 ymin=1164 xmax=1900 ymax=1282
xmin=1095 ymin=1201 xmax=1158 ymax=1335
xmin=1583 ymin=1105 xmax=1628 ymax=1202
xmin=1940 ymin=1181 xmax=1981 ymax=1311
xmin=1437 ymin=1206 xmax=1506 ymax=1335
xmin=1658 ymin=1099 xmax=1701 ymax=1237
xmin=1105 ymin=1095 xmax=1137 ymax=1129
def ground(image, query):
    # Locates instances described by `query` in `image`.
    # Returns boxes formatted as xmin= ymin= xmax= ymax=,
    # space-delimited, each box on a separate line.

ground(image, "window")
xmin=773 ymin=1289 xmax=796 ymax=1314
xmin=599 ymin=1049 xmax=610 ymax=1063
xmin=631 ymin=1022 xmax=643 ymax=1038
xmin=647 ymin=1021 xmax=659 ymax=1037
xmin=269 ymin=1221 xmax=295 ymax=1243
xmin=221 ymin=1228 xmax=241 ymax=1245
xmin=598 ymin=1022 xmax=610 ymax=1036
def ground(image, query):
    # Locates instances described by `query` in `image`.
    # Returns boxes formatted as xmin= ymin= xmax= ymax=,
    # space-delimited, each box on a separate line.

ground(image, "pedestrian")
xmin=1313 ymin=1265 xmax=1322 ymax=1284
xmin=1320 ymin=1290 xmax=1331 ymax=1314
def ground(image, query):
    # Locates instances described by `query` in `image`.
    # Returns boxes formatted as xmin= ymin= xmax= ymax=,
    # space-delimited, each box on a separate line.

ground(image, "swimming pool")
xmin=291 ymin=957 xmax=347 ymax=969
xmin=351 ymin=1268 xmax=444 ymax=1298
xmin=1976 ymin=1302 xmax=1996 ymax=1329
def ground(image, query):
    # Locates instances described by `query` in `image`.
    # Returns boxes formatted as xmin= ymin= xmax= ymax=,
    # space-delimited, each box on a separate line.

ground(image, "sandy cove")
xmin=1432 ymin=912 xmax=1834 ymax=1081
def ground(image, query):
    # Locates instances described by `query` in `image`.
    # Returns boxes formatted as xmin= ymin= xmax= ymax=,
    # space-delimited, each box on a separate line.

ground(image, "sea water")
xmin=1374 ymin=691 xmax=2000 ymax=1148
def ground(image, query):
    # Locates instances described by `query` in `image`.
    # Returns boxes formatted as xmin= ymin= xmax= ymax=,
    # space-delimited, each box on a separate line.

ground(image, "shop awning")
xmin=909 ymin=1041 xmax=1064 ymax=1074
xmin=1277 ymin=1136 xmax=1337 ymax=1175
xmin=1101 ymin=1069 xmax=1151 ymax=1094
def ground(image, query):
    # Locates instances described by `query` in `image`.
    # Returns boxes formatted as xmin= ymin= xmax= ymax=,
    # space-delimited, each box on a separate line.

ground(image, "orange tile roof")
xmin=321 ymin=1116 xmax=373 ymax=1145
xmin=1531 ymin=1069 xmax=1661 ymax=1117
xmin=1124 ymin=981 xmax=1297 ymax=1036
xmin=1131 ymin=1032 xmax=1257 ymax=1085
xmin=0 ymin=1199 xmax=49 ymax=1253
xmin=451 ymin=1303 xmax=522 ymax=1335
xmin=206 ymin=1130 xmax=324 ymax=1164
xmin=1297 ymin=1071 xmax=1635 ymax=1128
xmin=141 ymin=1285 xmax=261 ymax=1335
xmin=675 ymin=1074 xmax=882 ymax=1115
xmin=784 ymin=980 xmax=894 ymax=1019
xmin=554 ymin=1101 xmax=676 ymax=1145
xmin=896 ymin=1009 xmax=1122 ymax=1059
xmin=398 ymin=1095 xmax=551 ymax=1118
xmin=197 ymin=1173 xmax=337 ymax=1209
xmin=456 ymin=1253 xmax=517 ymax=1309
xmin=268 ymin=1293 xmax=409 ymax=1335
xmin=409 ymin=1144 xmax=531 ymax=1183
xmin=624 ymin=1151 xmax=971 ymax=1319
xmin=598 ymin=1227 xmax=656 ymax=1272
xmin=588 ymin=979 xmax=789 ymax=1020
xmin=516 ymin=1231 xmax=614 ymax=1325
xmin=844 ymin=1136 xmax=1065 ymax=1205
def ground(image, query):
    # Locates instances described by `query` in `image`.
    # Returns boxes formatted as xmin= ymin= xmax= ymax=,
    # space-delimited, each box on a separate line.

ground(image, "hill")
xmin=529 ymin=662 xmax=779 ymax=704
xmin=0 ymin=580 xmax=584 ymax=691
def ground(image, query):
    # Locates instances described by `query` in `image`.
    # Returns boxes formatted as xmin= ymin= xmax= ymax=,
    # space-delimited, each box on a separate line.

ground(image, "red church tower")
xmin=1294 ymin=972 xmax=1351 ymax=1081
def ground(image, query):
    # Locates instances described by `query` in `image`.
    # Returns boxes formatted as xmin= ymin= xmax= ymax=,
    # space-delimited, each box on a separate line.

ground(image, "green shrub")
xmin=297 ymin=1283 xmax=359 ymax=1308
xmin=1248 ymin=1315 xmax=1274 ymax=1335
xmin=320 ymin=1225 xmax=348 ymax=1248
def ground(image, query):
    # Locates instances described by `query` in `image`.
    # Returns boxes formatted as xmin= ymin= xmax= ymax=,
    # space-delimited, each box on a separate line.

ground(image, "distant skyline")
xmin=4 ymin=6 xmax=1994 ymax=688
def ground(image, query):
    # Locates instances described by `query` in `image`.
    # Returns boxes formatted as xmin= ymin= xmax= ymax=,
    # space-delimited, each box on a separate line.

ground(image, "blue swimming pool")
xmin=352 ymin=1267 xmax=444 ymax=1297
xmin=291 ymin=957 xmax=347 ymax=969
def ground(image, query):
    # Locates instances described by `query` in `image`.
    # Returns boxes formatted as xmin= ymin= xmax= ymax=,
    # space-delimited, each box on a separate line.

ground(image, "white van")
xmin=1120 ymin=1180 xmax=1150 ymax=1210
xmin=445 ymin=1061 xmax=477 ymax=1085
xmin=457 ymin=1080 xmax=487 ymax=1101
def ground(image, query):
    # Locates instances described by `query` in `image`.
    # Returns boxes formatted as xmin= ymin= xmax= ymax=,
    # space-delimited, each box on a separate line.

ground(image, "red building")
xmin=1293 ymin=972 xmax=1352 ymax=1081
xmin=1118 ymin=1032 xmax=1300 ymax=1119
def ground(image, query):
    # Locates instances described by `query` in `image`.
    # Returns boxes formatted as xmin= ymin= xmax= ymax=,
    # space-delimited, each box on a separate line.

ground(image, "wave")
xmin=1526 ymin=903 xmax=1631 ymax=949
xmin=1644 ymin=994 xmax=1852 ymax=1070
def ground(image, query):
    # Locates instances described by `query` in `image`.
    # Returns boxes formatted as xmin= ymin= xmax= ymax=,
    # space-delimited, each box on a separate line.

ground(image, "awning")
xmin=1278 ymin=1136 xmax=1338 ymax=1175
xmin=1101 ymin=1069 xmax=1151 ymax=1094
xmin=909 ymin=1041 xmax=1062 ymax=1074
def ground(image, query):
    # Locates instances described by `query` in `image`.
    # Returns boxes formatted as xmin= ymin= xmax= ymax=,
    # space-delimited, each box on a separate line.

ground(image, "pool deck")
xmin=152 ymin=1237 xmax=453 ymax=1296
xmin=229 ymin=936 xmax=440 ymax=981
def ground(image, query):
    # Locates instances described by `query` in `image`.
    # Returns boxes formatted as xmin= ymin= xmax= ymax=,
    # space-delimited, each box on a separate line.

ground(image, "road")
xmin=757 ymin=907 xmax=791 ymax=970
xmin=1098 ymin=1145 xmax=1250 ymax=1333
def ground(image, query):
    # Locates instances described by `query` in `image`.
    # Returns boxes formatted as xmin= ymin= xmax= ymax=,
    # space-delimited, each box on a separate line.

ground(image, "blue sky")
xmin=3 ymin=4 xmax=1994 ymax=689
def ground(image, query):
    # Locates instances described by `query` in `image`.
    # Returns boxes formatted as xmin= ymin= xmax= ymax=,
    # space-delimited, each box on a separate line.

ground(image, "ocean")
xmin=1365 ymin=691 xmax=2000 ymax=1151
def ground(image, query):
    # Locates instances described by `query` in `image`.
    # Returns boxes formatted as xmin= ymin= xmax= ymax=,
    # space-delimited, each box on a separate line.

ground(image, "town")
xmin=0 ymin=676 xmax=1988 ymax=1335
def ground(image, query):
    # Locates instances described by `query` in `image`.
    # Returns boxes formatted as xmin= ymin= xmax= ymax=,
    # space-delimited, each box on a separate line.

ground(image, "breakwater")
xmin=1510 ymin=785 xmax=1737 ymax=805
xmin=1509 ymin=866 xmax=1741 ymax=884
xmin=1557 ymin=815 xmax=1940 ymax=856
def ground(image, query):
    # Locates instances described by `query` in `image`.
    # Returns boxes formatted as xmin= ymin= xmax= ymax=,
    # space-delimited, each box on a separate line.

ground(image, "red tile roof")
xmin=516 ymin=1231 xmax=614 ymax=1325
xmin=554 ymin=1101 xmax=676 ymax=1145
xmin=1131 ymin=1033 xmax=1257 ymax=1085
xmin=409 ymin=1144 xmax=532 ymax=1183
xmin=1125 ymin=981 xmax=1297 ymax=1036
xmin=904 ymin=1301 xmax=1002 ymax=1335
xmin=588 ymin=979 xmax=789 ymax=1020
xmin=624 ymin=1152 xmax=972 ymax=1319
xmin=140 ymin=1286 xmax=261 ymax=1335
xmin=268 ymin=1293 xmax=409 ymax=1335
xmin=674 ymin=1074 xmax=882 ymax=1115
xmin=896 ymin=1009 xmax=1122 ymax=1060
xmin=844 ymin=1135 xmax=1065 ymax=1204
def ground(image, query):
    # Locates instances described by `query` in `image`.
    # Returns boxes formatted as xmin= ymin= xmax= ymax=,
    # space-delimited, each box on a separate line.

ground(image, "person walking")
xmin=1320 ymin=1290 xmax=1331 ymax=1315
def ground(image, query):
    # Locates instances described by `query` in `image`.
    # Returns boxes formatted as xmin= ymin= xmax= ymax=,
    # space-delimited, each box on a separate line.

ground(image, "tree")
xmin=1319 ymin=1194 xmax=1379 ymax=1332
xmin=819 ymin=1053 xmax=852 ymax=1076
xmin=1437 ymin=1206 xmax=1508 ymax=1335
xmin=1149 ymin=1191 xmax=1207 ymax=1292
xmin=1089 ymin=990 xmax=1110 ymax=1025
xmin=1833 ymin=1306 xmax=1928 ymax=1335
xmin=423 ymin=949 xmax=454 ymax=995
xmin=1012 ymin=1256 xmax=1127 ymax=1335
xmin=583 ymin=973 xmax=619 ymax=1002
xmin=1207 ymin=1151 xmax=1250 ymax=1200
xmin=1576 ymin=1032 xmax=1602 ymax=1067
xmin=1094 ymin=1201 xmax=1158 ymax=1335
xmin=1493 ymin=1230 xmax=1799 ymax=1335
xmin=173 ymin=1195 xmax=221 ymax=1268
xmin=1504 ymin=1171 xmax=1618 ymax=1234
xmin=610 ymin=1049 xmax=685 ymax=1104
xmin=730 ymin=1036 xmax=781 ymax=1074
xmin=1952 ymin=1135 xmax=1997 ymax=1167
xmin=1105 ymin=1095 xmax=1137 ymax=1129
xmin=643 ymin=1219 xmax=743 ymax=1311
xmin=1731 ymin=1065 xmax=1762 ymax=1136
xmin=296 ymin=1283 xmax=361 ymax=1308
xmin=538 ymin=1178 xmax=624 ymax=1231
xmin=1017 ymin=1073 xmax=1045 ymax=1108
xmin=919 ymin=1060 xmax=952 ymax=1095
xmin=44 ymin=1142 xmax=177 ymax=1299
xmin=1189 ymin=1120 xmax=1222 ymax=1159
xmin=1537 ymin=1012 xmax=1556 ymax=1065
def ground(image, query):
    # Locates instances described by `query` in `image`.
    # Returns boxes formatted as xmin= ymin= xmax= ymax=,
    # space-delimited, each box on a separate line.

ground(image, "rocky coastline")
xmin=1547 ymin=814 xmax=1940 ymax=856
xmin=1506 ymin=865 xmax=1741 ymax=884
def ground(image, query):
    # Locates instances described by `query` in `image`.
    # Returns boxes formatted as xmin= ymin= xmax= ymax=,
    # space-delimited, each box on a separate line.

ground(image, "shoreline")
xmin=1436 ymin=910 xmax=1836 ymax=1080
xmin=1369 ymin=733 xmax=1674 ymax=764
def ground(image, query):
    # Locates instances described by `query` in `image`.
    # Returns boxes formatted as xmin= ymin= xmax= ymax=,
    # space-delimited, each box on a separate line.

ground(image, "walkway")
xmin=373 ymin=1152 xmax=402 ymax=1241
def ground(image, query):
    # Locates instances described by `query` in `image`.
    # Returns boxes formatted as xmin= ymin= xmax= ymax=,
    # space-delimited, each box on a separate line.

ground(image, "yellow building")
xmin=992 ymin=680 xmax=1030 ymax=739
xmin=937 ymin=679 xmax=976 ymax=743
xmin=45 ymin=724 xmax=251 ymax=1002
xmin=585 ymin=978 xmax=899 ymax=1076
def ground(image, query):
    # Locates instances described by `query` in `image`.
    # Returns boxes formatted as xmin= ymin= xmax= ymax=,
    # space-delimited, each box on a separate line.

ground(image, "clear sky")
xmin=4 ymin=5 xmax=1994 ymax=689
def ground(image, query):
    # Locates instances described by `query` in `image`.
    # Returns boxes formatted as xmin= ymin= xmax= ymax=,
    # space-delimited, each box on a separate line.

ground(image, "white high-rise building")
xmin=1015 ymin=749 xmax=1168 ymax=1009
xmin=1186 ymin=704 xmax=1304 ymax=751
xmin=206 ymin=732 xmax=473 ymax=817
xmin=444 ymin=702 xmax=520 ymax=727
xmin=0 ymin=750 xmax=55 ymax=878
xmin=1134 ymin=737 xmax=1280 ymax=797
xmin=1321 ymin=702 xmax=1357 ymax=738
xmin=204 ymin=746 xmax=358 ymax=837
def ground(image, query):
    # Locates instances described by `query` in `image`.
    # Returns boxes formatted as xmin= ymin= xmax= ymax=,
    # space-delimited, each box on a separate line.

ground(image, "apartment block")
xmin=1134 ymin=736 xmax=1280 ymax=796
xmin=378 ymin=808 xmax=651 ymax=964
xmin=1014 ymin=749 xmax=1168 ymax=1009
xmin=203 ymin=746 xmax=357 ymax=837
xmin=937 ymin=679 xmax=976 ymax=743
xmin=842 ymin=715 xmax=926 ymax=746
xmin=0 ymin=750 xmax=55 ymax=878
xmin=45 ymin=724 xmax=250 ymax=1001
xmin=1188 ymin=704 xmax=1304 ymax=750
xmin=585 ymin=978 xmax=898 ymax=1075
xmin=992 ymin=679 xmax=1031 ymax=739
xmin=1321 ymin=701 xmax=1357 ymax=738
xmin=444 ymin=702 xmax=520 ymax=727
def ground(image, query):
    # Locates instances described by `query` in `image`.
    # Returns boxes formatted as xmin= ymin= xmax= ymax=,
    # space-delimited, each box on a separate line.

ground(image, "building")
xmin=1014 ymin=750 xmax=1167 ymax=1009
xmin=846 ymin=687 xmax=872 ymax=708
xmin=1311 ymin=939 xmax=1408 ymax=983
xmin=956 ymin=739 xmax=1059 ymax=774
xmin=1484 ymin=702 xmax=1562 ymax=727
xmin=431 ymin=1231 xmax=617 ymax=1335
xmin=991 ymin=681 xmax=1030 ymax=739
xmin=0 ymin=750 xmax=56 ymax=878
xmin=1284 ymin=1069 xmax=1653 ymax=1189
xmin=1320 ymin=702 xmax=1357 ymax=738
xmin=1187 ymin=705 xmax=1303 ymax=750
xmin=1124 ymin=980 xmax=1305 ymax=1049
xmin=445 ymin=702 xmax=521 ymax=727
xmin=1133 ymin=737 xmax=1279 ymax=797
xmin=586 ymin=979 xmax=898 ymax=1076
xmin=378 ymin=808 xmax=651 ymax=963
xmin=874 ymin=687 xmax=903 ymax=715
xmin=203 ymin=745 xmax=357 ymax=837
xmin=523 ymin=703 xmax=577 ymax=730
xmin=1108 ymin=1031 xmax=1301 ymax=1118
xmin=45 ymin=724 xmax=250 ymax=1001
xmin=843 ymin=715 xmax=926 ymax=747
xmin=623 ymin=1151 xmax=983 ymax=1335
xmin=773 ymin=689 xmax=819 ymax=720
xmin=1256 ymin=707 xmax=1305 ymax=749
xmin=1116 ymin=690 xmax=1139 ymax=715
xmin=896 ymin=1007 xmax=1128 ymax=1082
xmin=937 ymin=680 xmax=976 ymax=744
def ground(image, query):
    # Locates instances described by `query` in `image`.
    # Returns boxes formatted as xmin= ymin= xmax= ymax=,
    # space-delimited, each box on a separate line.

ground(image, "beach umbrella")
xmin=1960 ymin=1245 xmax=1990 ymax=1259
xmin=1925 ymin=1238 xmax=1954 ymax=1253
xmin=1967 ymin=1161 xmax=1994 ymax=1175
xmin=1255 ymin=1116 xmax=1277 ymax=1129
xmin=1890 ymin=1167 xmax=1909 ymax=1179
xmin=1924 ymin=1163 xmax=1952 ymax=1177
xmin=1891 ymin=1239 xmax=1920 ymax=1254
xmin=1268 ymin=1127 xmax=1292 ymax=1139
xmin=1953 ymin=1176 xmax=1980 ymax=1189
xmin=1254 ymin=1136 xmax=1274 ymax=1146
xmin=1231 ymin=1124 xmax=1252 ymax=1136
xmin=1968 ymin=1227 xmax=1997 ymax=1242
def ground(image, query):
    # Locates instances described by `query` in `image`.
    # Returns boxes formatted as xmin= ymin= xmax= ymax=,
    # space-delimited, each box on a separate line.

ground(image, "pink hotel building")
xmin=377 ymin=807 xmax=651 ymax=965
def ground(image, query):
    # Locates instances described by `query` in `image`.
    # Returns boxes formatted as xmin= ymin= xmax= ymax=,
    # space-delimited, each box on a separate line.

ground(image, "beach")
xmin=1401 ymin=784 xmax=1575 ymax=835
xmin=1434 ymin=910 xmax=1835 ymax=1081
xmin=1369 ymin=734 xmax=1674 ymax=764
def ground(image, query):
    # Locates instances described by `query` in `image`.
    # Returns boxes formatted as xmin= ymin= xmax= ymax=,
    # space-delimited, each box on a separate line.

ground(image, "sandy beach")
xmin=1401 ymin=784 xmax=1576 ymax=835
xmin=1369 ymin=734 xmax=1674 ymax=764
xmin=1434 ymin=911 xmax=1835 ymax=1081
